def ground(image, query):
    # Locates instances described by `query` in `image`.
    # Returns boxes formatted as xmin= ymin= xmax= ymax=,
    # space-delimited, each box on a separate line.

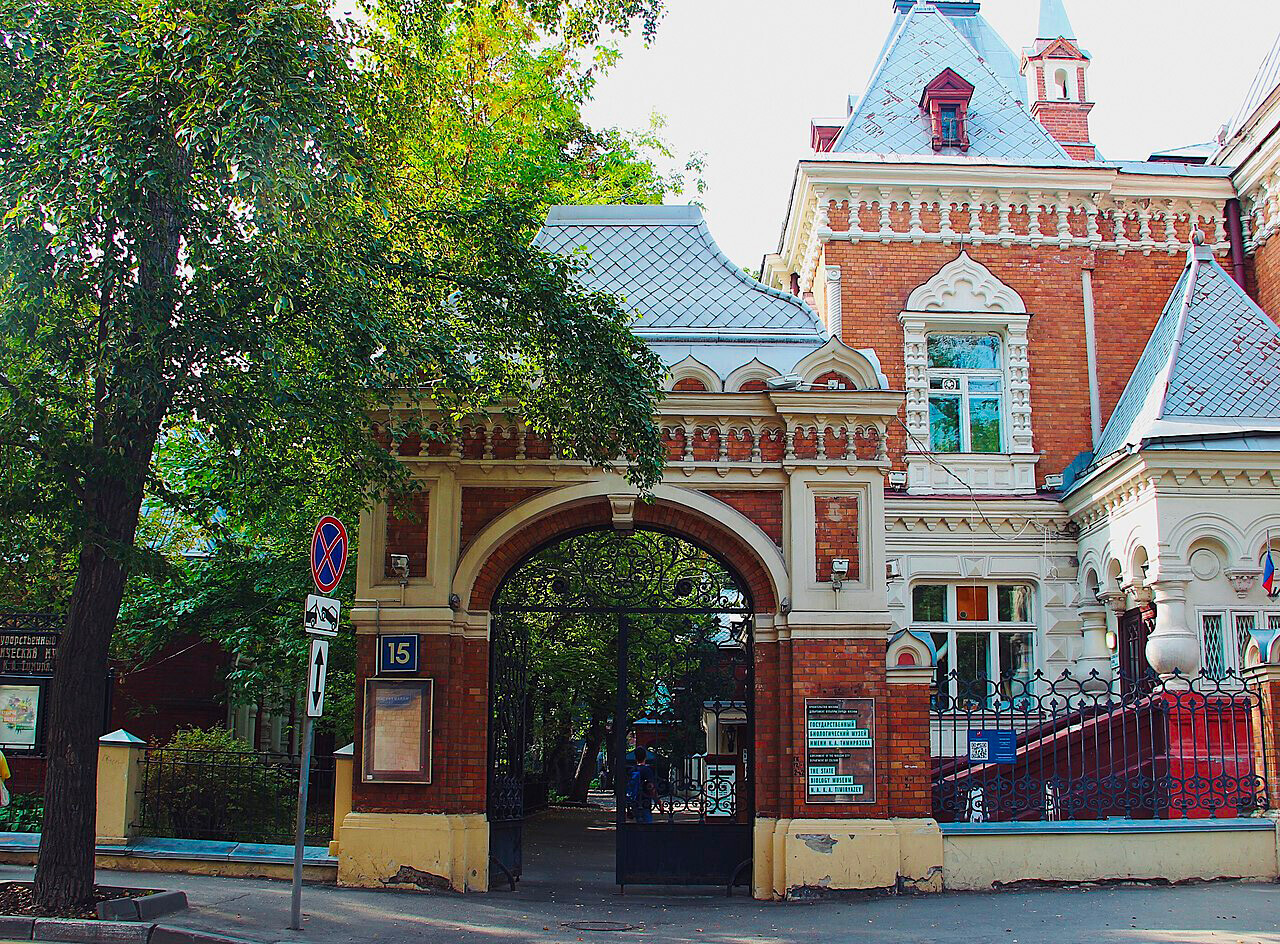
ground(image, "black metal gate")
xmin=486 ymin=529 xmax=755 ymax=891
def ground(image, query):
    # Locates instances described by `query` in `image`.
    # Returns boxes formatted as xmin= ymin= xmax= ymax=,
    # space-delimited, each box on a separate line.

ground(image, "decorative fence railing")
xmin=133 ymin=746 xmax=335 ymax=844
xmin=932 ymin=669 xmax=1269 ymax=822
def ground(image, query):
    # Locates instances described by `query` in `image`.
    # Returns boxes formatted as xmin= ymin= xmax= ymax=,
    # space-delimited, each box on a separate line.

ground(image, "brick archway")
xmin=466 ymin=495 xmax=779 ymax=613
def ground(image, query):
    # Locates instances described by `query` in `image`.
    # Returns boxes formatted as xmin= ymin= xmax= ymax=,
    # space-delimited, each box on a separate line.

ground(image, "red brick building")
xmin=335 ymin=0 xmax=1280 ymax=898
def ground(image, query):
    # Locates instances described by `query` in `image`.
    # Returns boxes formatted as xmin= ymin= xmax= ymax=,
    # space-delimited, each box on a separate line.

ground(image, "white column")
xmin=1077 ymin=603 xmax=1112 ymax=693
xmin=824 ymin=265 xmax=843 ymax=340
xmin=1145 ymin=577 xmax=1201 ymax=689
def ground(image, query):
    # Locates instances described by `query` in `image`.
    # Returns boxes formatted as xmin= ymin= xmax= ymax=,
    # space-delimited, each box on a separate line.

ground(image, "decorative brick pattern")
xmin=814 ymin=495 xmax=860 ymax=582
xmin=700 ymin=490 xmax=783 ymax=547
xmin=458 ymin=487 xmax=548 ymax=554
xmin=352 ymin=633 xmax=488 ymax=814
xmin=824 ymin=240 xmax=1215 ymax=481
xmin=467 ymin=498 xmax=778 ymax=612
xmin=753 ymin=639 xmax=930 ymax=820
xmin=672 ymin=377 xmax=708 ymax=392
xmin=385 ymin=492 xmax=429 ymax=578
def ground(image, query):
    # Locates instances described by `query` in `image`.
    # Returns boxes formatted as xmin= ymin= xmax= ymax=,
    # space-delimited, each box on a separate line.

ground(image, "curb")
xmin=0 ymin=916 xmax=256 ymax=944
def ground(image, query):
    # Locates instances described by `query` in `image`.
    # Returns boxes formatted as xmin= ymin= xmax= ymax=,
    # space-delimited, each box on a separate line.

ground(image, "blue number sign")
xmin=378 ymin=634 xmax=419 ymax=674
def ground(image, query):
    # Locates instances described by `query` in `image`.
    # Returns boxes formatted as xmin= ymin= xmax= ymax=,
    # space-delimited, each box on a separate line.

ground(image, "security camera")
xmin=389 ymin=554 xmax=410 ymax=582
xmin=831 ymin=558 xmax=850 ymax=591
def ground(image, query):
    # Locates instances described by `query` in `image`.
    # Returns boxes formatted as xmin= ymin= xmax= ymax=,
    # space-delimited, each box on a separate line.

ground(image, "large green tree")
xmin=0 ymin=0 xmax=670 ymax=909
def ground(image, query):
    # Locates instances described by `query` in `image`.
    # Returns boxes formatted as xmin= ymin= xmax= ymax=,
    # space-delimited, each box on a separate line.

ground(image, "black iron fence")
xmin=932 ymin=669 xmax=1269 ymax=822
xmin=133 ymin=746 xmax=336 ymax=845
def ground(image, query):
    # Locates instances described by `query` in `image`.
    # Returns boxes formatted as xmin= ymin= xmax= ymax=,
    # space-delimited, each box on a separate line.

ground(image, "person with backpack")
xmin=627 ymin=746 xmax=659 ymax=823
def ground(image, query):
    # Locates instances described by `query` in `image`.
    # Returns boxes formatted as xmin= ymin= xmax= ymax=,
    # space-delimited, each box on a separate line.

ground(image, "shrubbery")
xmin=140 ymin=727 xmax=296 ymax=844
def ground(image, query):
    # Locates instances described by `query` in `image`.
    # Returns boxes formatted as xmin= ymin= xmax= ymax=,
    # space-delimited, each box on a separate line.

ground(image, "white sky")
xmin=582 ymin=0 xmax=1280 ymax=268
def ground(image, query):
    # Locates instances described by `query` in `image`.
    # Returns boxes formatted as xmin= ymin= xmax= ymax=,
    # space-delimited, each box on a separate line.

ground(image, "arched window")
xmin=1054 ymin=68 xmax=1070 ymax=100
xmin=672 ymin=377 xmax=708 ymax=392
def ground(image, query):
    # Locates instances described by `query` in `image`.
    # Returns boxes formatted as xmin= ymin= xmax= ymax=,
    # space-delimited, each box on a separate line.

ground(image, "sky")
xmin=581 ymin=0 xmax=1280 ymax=269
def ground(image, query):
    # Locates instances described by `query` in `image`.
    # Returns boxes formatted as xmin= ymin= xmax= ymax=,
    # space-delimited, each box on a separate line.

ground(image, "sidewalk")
xmin=0 ymin=863 xmax=1276 ymax=944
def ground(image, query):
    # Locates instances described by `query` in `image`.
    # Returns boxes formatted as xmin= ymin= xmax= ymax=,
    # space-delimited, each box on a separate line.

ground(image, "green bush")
xmin=0 ymin=793 xmax=43 ymax=833
xmin=140 ymin=727 xmax=296 ymax=844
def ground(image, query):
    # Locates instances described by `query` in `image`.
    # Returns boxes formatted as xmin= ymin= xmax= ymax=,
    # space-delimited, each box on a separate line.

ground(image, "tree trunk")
xmin=569 ymin=716 xmax=607 ymax=803
xmin=34 ymin=484 xmax=148 ymax=910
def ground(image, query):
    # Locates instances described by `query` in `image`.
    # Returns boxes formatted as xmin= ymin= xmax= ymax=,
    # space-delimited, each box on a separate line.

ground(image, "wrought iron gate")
xmin=486 ymin=529 xmax=755 ymax=891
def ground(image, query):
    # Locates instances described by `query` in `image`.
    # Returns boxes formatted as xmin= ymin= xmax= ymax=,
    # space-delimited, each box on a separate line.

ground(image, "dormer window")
xmin=920 ymin=69 xmax=975 ymax=153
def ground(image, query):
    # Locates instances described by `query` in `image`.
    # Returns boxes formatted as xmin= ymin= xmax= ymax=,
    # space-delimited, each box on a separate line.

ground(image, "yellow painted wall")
xmin=943 ymin=825 xmax=1280 ymax=890
xmin=337 ymin=812 xmax=488 ymax=893
xmin=753 ymin=818 xmax=943 ymax=900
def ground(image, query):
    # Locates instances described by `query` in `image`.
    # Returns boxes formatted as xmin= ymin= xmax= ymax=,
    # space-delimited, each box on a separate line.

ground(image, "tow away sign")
xmin=307 ymin=638 xmax=329 ymax=718
xmin=304 ymin=594 xmax=340 ymax=637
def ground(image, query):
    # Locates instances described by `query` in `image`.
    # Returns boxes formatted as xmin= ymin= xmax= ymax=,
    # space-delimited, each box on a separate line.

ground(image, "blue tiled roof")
xmin=1091 ymin=248 xmax=1280 ymax=465
xmin=534 ymin=206 xmax=823 ymax=339
xmin=1224 ymin=32 xmax=1280 ymax=145
xmin=832 ymin=4 xmax=1067 ymax=161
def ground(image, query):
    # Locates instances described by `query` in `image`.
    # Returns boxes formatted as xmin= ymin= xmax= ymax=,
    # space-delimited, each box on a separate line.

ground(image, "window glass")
xmin=955 ymin=585 xmax=989 ymax=621
xmin=913 ymin=585 xmax=947 ymax=622
xmin=931 ymin=632 xmax=951 ymax=710
xmin=997 ymin=633 xmax=1034 ymax=703
xmin=997 ymin=585 xmax=1033 ymax=622
xmin=969 ymin=395 xmax=1002 ymax=453
xmin=1234 ymin=613 xmax=1256 ymax=672
xmin=940 ymin=105 xmax=960 ymax=143
xmin=1270 ymin=613 xmax=1280 ymax=633
xmin=928 ymin=393 xmax=961 ymax=453
xmin=956 ymin=633 xmax=990 ymax=708
xmin=1201 ymin=614 xmax=1225 ymax=680
xmin=927 ymin=335 xmax=1000 ymax=370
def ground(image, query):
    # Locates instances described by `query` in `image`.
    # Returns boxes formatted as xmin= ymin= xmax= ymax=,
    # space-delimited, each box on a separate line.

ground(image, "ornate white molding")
xmin=824 ymin=265 xmax=843 ymax=339
xmin=905 ymin=251 xmax=1027 ymax=313
xmin=1225 ymin=568 xmax=1262 ymax=598
xmin=897 ymin=255 xmax=1035 ymax=495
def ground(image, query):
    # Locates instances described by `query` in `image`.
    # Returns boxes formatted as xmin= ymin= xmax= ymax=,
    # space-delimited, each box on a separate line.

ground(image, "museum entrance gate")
xmin=487 ymin=528 xmax=755 ymax=891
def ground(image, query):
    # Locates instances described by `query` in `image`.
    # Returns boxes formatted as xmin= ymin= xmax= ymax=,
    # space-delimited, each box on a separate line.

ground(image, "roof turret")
xmin=1037 ymin=0 xmax=1076 ymax=42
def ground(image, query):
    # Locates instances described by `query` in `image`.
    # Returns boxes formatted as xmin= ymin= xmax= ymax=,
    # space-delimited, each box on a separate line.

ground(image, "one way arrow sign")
xmin=306 ymin=637 xmax=329 ymax=718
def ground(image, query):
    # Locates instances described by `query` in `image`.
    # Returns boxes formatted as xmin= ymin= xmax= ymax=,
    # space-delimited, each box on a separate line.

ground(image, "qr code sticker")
xmin=969 ymin=740 xmax=989 ymax=762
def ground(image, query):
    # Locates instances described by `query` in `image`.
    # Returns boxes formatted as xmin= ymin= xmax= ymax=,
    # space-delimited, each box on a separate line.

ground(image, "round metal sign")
xmin=311 ymin=516 xmax=349 ymax=594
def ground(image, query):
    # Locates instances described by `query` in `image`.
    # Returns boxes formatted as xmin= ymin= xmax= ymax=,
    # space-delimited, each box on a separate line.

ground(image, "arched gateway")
xmin=334 ymin=206 xmax=943 ymax=899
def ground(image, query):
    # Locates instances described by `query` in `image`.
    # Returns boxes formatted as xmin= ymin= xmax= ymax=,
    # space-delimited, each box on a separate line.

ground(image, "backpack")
xmin=625 ymin=768 xmax=642 ymax=810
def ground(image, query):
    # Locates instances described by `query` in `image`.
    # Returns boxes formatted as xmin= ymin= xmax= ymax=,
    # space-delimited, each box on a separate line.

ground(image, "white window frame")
xmin=899 ymin=253 xmax=1036 ymax=495
xmin=925 ymin=333 xmax=1007 ymax=454
xmin=913 ymin=582 xmax=1038 ymax=710
xmin=1198 ymin=607 xmax=1280 ymax=680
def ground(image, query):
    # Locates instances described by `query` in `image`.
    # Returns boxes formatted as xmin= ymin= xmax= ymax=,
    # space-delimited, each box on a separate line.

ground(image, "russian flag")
xmin=1265 ymin=549 xmax=1277 ymax=597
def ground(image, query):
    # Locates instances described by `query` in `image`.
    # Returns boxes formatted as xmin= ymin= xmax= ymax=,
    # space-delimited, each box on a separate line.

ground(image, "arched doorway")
xmin=487 ymin=527 xmax=755 ymax=892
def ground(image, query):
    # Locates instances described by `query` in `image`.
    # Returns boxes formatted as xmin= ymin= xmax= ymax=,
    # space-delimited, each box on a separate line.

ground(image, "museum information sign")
xmin=0 ymin=631 xmax=58 ymax=676
xmin=805 ymin=697 xmax=876 ymax=804
xmin=362 ymin=678 xmax=433 ymax=783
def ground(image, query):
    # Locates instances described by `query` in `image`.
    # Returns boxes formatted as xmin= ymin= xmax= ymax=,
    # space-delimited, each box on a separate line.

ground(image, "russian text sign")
xmin=805 ymin=697 xmax=876 ymax=804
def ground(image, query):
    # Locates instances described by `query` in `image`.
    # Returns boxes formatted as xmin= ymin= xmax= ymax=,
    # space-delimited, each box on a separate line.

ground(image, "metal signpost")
xmin=290 ymin=517 xmax=347 ymax=932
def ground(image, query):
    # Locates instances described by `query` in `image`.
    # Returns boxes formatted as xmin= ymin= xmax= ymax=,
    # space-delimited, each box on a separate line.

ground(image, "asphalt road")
xmin=0 ymin=863 xmax=1277 ymax=944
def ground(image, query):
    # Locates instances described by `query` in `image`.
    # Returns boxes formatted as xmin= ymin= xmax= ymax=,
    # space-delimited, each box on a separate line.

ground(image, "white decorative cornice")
xmin=905 ymin=251 xmax=1027 ymax=313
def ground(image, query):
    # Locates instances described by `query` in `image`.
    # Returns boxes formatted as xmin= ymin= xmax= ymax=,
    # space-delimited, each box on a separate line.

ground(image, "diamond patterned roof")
xmin=1092 ymin=249 xmax=1280 ymax=463
xmin=535 ymin=206 xmax=824 ymax=338
xmin=832 ymin=5 xmax=1068 ymax=161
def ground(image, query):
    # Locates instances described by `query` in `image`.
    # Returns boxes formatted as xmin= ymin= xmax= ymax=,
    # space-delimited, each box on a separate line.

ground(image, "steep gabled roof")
xmin=1224 ymin=31 xmax=1280 ymax=146
xmin=832 ymin=4 xmax=1068 ymax=161
xmin=534 ymin=206 xmax=823 ymax=339
xmin=1091 ymin=241 xmax=1280 ymax=465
